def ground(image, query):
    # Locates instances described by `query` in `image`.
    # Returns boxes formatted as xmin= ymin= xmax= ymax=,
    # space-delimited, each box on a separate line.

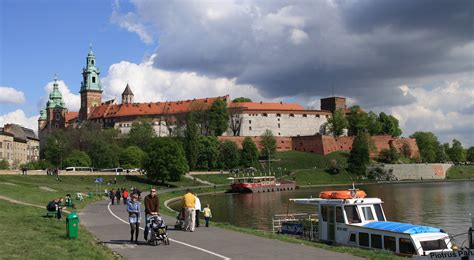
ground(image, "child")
xmin=203 ymin=204 xmax=212 ymax=227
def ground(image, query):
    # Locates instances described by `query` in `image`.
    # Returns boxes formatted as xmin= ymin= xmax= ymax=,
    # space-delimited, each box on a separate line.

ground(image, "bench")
xmin=46 ymin=210 xmax=58 ymax=218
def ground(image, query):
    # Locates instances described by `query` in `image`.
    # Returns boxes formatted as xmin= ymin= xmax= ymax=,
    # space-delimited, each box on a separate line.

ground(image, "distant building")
xmin=0 ymin=124 xmax=40 ymax=167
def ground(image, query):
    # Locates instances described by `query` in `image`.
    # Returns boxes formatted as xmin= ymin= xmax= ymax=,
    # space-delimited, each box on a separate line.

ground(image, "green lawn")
xmin=0 ymin=200 xmax=120 ymax=259
xmin=192 ymin=173 xmax=231 ymax=185
xmin=446 ymin=165 xmax=474 ymax=179
xmin=272 ymin=151 xmax=349 ymax=171
xmin=283 ymin=169 xmax=361 ymax=186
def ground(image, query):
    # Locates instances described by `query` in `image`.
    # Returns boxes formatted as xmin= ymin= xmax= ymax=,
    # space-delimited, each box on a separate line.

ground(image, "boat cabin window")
xmin=321 ymin=206 xmax=328 ymax=222
xmin=384 ymin=236 xmax=396 ymax=252
xmin=358 ymin=232 xmax=369 ymax=247
xmin=361 ymin=206 xmax=375 ymax=221
xmin=349 ymin=233 xmax=356 ymax=243
xmin=336 ymin=207 xmax=344 ymax=223
xmin=399 ymin=238 xmax=416 ymax=255
xmin=374 ymin=204 xmax=385 ymax=221
xmin=420 ymin=239 xmax=447 ymax=251
xmin=344 ymin=206 xmax=361 ymax=223
xmin=371 ymin=234 xmax=383 ymax=249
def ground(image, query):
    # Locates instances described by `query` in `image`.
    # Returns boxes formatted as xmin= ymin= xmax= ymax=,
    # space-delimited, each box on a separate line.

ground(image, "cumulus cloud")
xmin=0 ymin=109 xmax=38 ymax=132
xmin=101 ymin=55 xmax=267 ymax=103
xmin=38 ymin=80 xmax=80 ymax=112
xmin=0 ymin=86 xmax=25 ymax=104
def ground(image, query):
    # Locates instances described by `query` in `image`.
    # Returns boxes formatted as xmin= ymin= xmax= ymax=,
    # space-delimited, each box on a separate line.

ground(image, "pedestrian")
xmin=203 ymin=204 xmax=212 ymax=227
xmin=109 ymin=188 xmax=116 ymax=205
xmin=115 ymin=188 xmax=122 ymax=205
xmin=194 ymin=193 xmax=201 ymax=228
xmin=144 ymin=187 xmax=159 ymax=240
xmin=127 ymin=194 xmax=141 ymax=243
xmin=132 ymin=187 xmax=142 ymax=201
xmin=122 ymin=188 xmax=129 ymax=205
xmin=46 ymin=197 xmax=64 ymax=219
xmin=182 ymin=189 xmax=196 ymax=232
xmin=113 ymin=176 xmax=117 ymax=184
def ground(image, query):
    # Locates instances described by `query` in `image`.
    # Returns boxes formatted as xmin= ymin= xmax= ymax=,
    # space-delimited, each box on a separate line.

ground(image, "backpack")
xmin=47 ymin=201 xmax=56 ymax=211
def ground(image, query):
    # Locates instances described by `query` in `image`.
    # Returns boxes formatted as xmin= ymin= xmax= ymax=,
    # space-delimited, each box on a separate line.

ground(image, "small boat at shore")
xmin=291 ymin=187 xmax=456 ymax=256
xmin=227 ymin=176 xmax=296 ymax=193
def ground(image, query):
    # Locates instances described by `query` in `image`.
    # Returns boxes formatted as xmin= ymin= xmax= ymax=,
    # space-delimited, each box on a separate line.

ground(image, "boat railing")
xmin=272 ymin=213 xmax=319 ymax=241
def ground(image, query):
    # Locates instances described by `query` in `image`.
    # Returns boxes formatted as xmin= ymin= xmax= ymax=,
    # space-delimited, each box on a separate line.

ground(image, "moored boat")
xmin=228 ymin=176 xmax=296 ymax=193
xmin=291 ymin=187 xmax=455 ymax=256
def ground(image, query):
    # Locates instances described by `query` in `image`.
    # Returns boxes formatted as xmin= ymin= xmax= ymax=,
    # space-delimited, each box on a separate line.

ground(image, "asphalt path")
xmin=81 ymin=199 xmax=361 ymax=260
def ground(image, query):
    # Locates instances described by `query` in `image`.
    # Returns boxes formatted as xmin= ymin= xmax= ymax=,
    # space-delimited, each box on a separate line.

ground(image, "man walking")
xmin=194 ymin=193 xmax=201 ymax=228
xmin=182 ymin=189 xmax=196 ymax=232
xmin=144 ymin=188 xmax=159 ymax=240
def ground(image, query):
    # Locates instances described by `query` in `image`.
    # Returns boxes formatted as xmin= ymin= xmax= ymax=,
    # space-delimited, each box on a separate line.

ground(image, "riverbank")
xmin=447 ymin=165 xmax=474 ymax=179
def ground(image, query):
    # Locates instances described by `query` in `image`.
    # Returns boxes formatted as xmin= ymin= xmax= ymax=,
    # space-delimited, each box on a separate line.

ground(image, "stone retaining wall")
xmin=368 ymin=163 xmax=453 ymax=180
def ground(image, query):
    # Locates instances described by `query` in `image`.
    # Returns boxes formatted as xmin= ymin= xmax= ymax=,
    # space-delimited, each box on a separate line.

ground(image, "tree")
xmin=260 ymin=129 xmax=276 ymax=159
xmin=90 ymin=141 xmax=120 ymax=169
xmin=436 ymin=144 xmax=450 ymax=163
xmin=466 ymin=146 xmax=474 ymax=162
xmin=378 ymin=147 xmax=400 ymax=164
xmin=0 ymin=160 xmax=9 ymax=170
xmin=326 ymin=108 xmax=348 ymax=137
xmin=219 ymin=141 xmax=240 ymax=169
xmin=119 ymin=146 xmax=146 ymax=169
xmin=446 ymin=139 xmax=466 ymax=163
xmin=378 ymin=112 xmax=402 ymax=137
xmin=348 ymin=132 xmax=370 ymax=176
xmin=410 ymin=132 xmax=440 ymax=163
xmin=208 ymin=99 xmax=229 ymax=136
xmin=197 ymin=136 xmax=220 ymax=170
xmin=347 ymin=106 xmax=369 ymax=136
xmin=127 ymin=121 xmax=156 ymax=151
xmin=232 ymin=97 xmax=252 ymax=103
xmin=64 ymin=150 xmax=92 ymax=167
xmin=241 ymin=137 xmax=259 ymax=167
xmin=44 ymin=130 xmax=70 ymax=168
xmin=143 ymin=138 xmax=188 ymax=183
xmin=229 ymin=110 xmax=243 ymax=136
xmin=367 ymin=112 xmax=382 ymax=135
xmin=184 ymin=113 xmax=199 ymax=170
xmin=400 ymin=142 xmax=412 ymax=158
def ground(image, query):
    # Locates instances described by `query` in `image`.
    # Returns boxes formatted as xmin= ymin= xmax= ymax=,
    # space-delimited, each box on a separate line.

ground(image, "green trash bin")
xmin=66 ymin=211 xmax=79 ymax=238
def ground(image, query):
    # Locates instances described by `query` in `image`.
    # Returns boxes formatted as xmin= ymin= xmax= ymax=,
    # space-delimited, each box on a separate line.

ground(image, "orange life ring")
xmin=319 ymin=190 xmax=367 ymax=199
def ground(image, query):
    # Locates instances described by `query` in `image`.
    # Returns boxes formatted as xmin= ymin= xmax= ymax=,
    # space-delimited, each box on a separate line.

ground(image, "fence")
xmin=272 ymin=213 xmax=319 ymax=241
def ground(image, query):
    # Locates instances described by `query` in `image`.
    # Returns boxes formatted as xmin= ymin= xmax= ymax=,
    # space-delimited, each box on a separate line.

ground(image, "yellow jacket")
xmin=203 ymin=207 xmax=212 ymax=218
xmin=183 ymin=192 xmax=196 ymax=209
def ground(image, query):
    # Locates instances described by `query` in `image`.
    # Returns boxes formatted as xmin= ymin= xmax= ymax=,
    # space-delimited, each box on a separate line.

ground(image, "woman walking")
xmin=127 ymin=194 xmax=141 ymax=243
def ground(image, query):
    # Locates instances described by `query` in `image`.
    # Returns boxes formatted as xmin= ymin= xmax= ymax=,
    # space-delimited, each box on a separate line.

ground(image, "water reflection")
xmin=169 ymin=181 xmax=474 ymax=244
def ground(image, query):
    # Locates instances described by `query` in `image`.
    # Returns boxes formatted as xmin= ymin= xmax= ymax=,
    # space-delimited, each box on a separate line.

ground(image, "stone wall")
xmin=368 ymin=163 xmax=452 ymax=180
xmin=218 ymin=136 xmax=293 ymax=151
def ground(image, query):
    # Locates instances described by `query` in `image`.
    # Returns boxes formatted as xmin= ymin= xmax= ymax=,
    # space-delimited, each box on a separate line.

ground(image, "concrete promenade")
xmin=81 ymin=199 xmax=361 ymax=260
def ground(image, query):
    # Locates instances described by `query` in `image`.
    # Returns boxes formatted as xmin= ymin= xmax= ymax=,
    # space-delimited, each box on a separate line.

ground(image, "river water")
xmin=169 ymin=181 xmax=474 ymax=245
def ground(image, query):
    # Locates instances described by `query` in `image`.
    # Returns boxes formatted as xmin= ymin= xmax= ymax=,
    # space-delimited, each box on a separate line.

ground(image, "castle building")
xmin=1 ymin=124 xmax=39 ymax=167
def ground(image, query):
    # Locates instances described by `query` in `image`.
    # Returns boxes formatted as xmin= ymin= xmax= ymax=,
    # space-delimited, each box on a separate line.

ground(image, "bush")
xmin=0 ymin=159 xmax=9 ymax=170
xmin=64 ymin=150 xmax=92 ymax=167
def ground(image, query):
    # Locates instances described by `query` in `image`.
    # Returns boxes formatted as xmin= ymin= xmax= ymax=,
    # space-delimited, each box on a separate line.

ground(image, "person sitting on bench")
xmin=46 ymin=198 xmax=64 ymax=219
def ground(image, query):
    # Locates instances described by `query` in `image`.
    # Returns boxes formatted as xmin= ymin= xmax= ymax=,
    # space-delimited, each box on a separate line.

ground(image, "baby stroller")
xmin=174 ymin=208 xmax=186 ymax=230
xmin=147 ymin=215 xmax=170 ymax=246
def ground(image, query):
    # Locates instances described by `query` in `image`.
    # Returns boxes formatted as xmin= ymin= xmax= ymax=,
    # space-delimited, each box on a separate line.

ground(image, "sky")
xmin=0 ymin=0 xmax=473 ymax=146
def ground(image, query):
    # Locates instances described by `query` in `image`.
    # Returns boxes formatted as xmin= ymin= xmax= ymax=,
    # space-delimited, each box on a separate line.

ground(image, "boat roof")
xmin=363 ymin=221 xmax=443 ymax=235
xmin=291 ymin=197 xmax=382 ymax=205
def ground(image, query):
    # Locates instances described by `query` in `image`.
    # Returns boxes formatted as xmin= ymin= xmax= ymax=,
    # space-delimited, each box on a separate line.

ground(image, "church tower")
xmin=121 ymin=83 xmax=134 ymax=104
xmin=79 ymin=46 xmax=102 ymax=122
xmin=46 ymin=75 xmax=67 ymax=130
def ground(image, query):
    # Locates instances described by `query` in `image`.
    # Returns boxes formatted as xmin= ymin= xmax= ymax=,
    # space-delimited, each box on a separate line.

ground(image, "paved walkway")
xmin=81 ymin=199 xmax=361 ymax=260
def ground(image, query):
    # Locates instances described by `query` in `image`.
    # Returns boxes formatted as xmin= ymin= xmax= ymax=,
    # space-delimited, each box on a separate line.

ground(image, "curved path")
xmin=81 ymin=199 xmax=361 ymax=260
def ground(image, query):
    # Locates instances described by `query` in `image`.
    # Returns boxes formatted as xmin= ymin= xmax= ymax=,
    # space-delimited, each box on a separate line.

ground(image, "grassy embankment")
xmin=0 ymin=174 xmax=199 ymax=259
xmin=446 ymin=165 xmax=474 ymax=179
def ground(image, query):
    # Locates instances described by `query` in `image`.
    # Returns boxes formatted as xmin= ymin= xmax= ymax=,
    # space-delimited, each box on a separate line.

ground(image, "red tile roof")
xmin=65 ymin=112 xmax=79 ymax=122
xmin=89 ymin=96 xmax=229 ymax=119
xmin=229 ymin=102 xmax=304 ymax=111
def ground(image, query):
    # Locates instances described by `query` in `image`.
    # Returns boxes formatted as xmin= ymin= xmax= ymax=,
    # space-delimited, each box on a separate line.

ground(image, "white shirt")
xmin=194 ymin=196 xmax=201 ymax=211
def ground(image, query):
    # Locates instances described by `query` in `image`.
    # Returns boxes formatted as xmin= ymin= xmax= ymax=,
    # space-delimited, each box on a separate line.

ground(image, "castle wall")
xmin=218 ymin=136 xmax=293 ymax=151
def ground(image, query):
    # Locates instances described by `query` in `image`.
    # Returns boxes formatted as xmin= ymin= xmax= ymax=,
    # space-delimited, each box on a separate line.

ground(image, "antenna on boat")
xmin=349 ymin=182 xmax=359 ymax=198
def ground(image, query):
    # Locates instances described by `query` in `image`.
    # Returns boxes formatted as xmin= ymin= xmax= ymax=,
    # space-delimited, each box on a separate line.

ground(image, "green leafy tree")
xmin=22 ymin=160 xmax=52 ymax=170
xmin=143 ymin=138 xmax=189 ymax=183
xmin=437 ymin=144 xmax=450 ymax=163
xmin=378 ymin=147 xmax=400 ymax=164
xmin=410 ymin=132 xmax=440 ymax=163
xmin=0 ymin=159 xmax=9 ymax=170
xmin=119 ymin=146 xmax=146 ymax=169
xmin=347 ymin=106 xmax=369 ymax=136
xmin=232 ymin=97 xmax=252 ymax=103
xmin=466 ymin=146 xmax=474 ymax=162
xmin=197 ymin=136 xmax=220 ymax=170
xmin=326 ymin=108 xmax=348 ymax=137
xmin=90 ymin=141 xmax=120 ymax=169
xmin=219 ymin=141 xmax=240 ymax=169
xmin=208 ymin=99 xmax=229 ymax=136
xmin=184 ymin=113 xmax=199 ymax=170
xmin=446 ymin=139 xmax=466 ymax=163
xmin=348 ymin=132 xmax=370 ymax=176
xmin=367 ymin=112 xmax=382 ymax=135
xmin=260 ymin=129 xmax=277 ymax=159
xmin=241 ymin=137 xmax=259 ymax=167
xmin=44 ymin=130 xmax=70 ymax=168
xmin=127 ymin=121 xmax=156 ymax=151
xmin=64 ymin=150 xmax=92 ymax=167
xmin=400 ymin=142 xmax=412 ymax=158
xmin=378 ymin=112 xmax=402 ymax=137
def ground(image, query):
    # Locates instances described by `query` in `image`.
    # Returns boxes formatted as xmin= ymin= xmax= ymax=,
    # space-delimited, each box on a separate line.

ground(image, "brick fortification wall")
xmin=218 ymin=136 xmax=293 ymax=151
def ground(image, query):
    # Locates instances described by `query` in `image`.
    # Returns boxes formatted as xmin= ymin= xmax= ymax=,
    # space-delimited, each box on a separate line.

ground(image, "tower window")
xmin=92 ymin=77 xmax=96 ymax=83
xmin=91 ymin=60 xmax=94 ymax=65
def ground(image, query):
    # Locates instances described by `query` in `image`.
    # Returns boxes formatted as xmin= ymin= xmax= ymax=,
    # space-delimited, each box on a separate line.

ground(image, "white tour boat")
xmin=291 ymin=188 xmax=454 ymax=256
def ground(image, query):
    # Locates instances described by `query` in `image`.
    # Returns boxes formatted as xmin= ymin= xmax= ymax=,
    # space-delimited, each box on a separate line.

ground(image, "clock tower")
xmin=79 ymin=46 xmax=102 ymax=122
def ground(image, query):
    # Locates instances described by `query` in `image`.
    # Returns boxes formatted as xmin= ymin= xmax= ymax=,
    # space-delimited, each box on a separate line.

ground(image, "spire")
xmin=81 ymin=45 xmax=102 ymax=93
xmin=47 ymin=74 xmax=66 ymax=109
xmin=88 ymin=43 xmax=94 ymax=56
xmin=121 ymin=83 xmax=134 ymax=104
xmin=122 ymin=83 xmax=134 ymax=95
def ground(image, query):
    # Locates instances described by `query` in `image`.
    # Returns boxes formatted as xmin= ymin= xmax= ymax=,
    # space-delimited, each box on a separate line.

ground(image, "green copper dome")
xmin=46 ymin=75 xmax=66 ymax=109
xmin=80 ymin=46 xmax=102 ymax=93
xmin=39 ymin=109 xmax=47 ymax=120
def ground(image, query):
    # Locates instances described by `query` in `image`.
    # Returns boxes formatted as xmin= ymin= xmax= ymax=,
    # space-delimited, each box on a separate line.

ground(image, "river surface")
xmin=169 ymin=181 xmax=474 ymax=245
